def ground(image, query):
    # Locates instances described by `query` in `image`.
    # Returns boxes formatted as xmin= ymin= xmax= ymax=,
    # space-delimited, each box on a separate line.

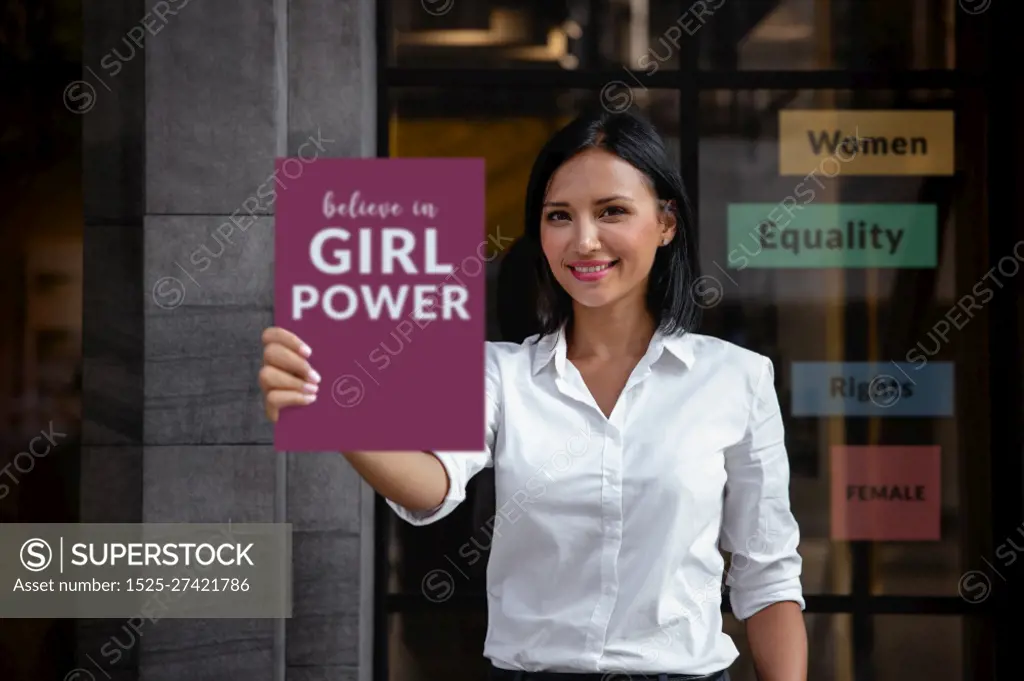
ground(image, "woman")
xmin=259 ymin=110 xmax=807 ymax=680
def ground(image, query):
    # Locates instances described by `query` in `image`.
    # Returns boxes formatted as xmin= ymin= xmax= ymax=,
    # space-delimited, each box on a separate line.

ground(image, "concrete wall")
xmin=80 ymin=1 xmax=375 ymax=680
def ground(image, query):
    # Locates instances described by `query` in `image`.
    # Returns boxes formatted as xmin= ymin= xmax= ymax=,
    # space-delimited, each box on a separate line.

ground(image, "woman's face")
xmin=540 ymin=148 xmax=675 ymax=312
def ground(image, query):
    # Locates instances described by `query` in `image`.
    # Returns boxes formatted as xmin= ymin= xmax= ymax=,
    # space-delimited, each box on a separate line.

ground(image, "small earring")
xmin=661 ymin=238 xmax=669 ymax=246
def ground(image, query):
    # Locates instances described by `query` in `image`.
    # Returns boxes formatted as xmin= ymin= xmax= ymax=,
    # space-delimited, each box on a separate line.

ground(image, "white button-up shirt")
xmin=389 ymin=328 xmax=805 ymax=675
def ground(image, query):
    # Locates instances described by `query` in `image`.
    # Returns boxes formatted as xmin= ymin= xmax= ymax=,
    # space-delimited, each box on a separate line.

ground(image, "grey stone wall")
xmin=81 ymin=1 xmax=375 ymax=680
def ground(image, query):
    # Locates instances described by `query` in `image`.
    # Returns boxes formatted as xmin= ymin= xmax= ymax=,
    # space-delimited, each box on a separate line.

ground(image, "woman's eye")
xmin=601 ymin=206 xmax=628 ymax=218
xmin=546 ymin=210 xmax=570 ymax=222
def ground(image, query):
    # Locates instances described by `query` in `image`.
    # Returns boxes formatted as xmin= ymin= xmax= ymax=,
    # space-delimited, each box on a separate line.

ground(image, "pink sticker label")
xmin=273 ymin=157 xmax=487 ymax=452
xmin=830 ymin=446 xmax=941 ymax=541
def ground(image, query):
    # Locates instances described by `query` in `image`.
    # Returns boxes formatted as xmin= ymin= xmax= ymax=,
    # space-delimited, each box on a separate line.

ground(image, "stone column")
xmin=81 ymin=1 xmax=376 ymax=680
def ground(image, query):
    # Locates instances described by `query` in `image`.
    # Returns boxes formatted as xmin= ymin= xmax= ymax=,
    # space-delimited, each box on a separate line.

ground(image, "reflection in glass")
xmin=388 ymin=612 xmax=489 ymax=681
xmin=700 ymin=0 xmax=956 ymax=70
xmin=725 ymin=614 xmax=964 ymax=681
xmin=391 ymin=0 xmax=957 ymax=72
xmin=389 ymin=0 xmax=691 ymax=70
xmin=699 ymin=89 xmax=971 ymax=596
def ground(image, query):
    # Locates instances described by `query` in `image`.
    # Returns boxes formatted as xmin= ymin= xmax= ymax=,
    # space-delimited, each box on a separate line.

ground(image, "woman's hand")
xmin=259 ymin=326 xmax=320 ymax=422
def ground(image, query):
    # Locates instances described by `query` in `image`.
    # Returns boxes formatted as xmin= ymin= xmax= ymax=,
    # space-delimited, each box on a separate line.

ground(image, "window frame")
xmin=373 ymin=3 xmax=1012 ymax=680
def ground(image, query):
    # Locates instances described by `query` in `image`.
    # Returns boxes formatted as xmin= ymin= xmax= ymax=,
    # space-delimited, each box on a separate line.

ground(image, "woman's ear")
xmin=659 ymin=200 xmax=678 ymax=245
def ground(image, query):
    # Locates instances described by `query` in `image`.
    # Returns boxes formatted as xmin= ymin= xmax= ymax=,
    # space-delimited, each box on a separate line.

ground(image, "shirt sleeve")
xmin=720 ymin=356 xmax=805 ymax=621
xmin=387 ymin=343 xmax=501 ymax=526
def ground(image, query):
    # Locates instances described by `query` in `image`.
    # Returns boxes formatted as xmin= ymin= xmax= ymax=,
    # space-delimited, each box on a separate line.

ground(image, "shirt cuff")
xmin=729 ymin=577 xmax=806 ymax=621
xmin=386 ymin=452 xmax=467 ymax=526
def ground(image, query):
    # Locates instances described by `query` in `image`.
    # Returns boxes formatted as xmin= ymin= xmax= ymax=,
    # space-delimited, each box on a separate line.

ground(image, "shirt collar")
xmin=658 ymin=330 xmax=696 ymax=367
xmin=531 ymin=325 xmax=696 ymax=376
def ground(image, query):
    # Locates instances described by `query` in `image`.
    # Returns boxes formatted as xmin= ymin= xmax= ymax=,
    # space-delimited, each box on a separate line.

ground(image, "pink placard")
xmin=830 ymin=446 xmax=941 ymax=541
xmin=273 ymin=157 xmax=486 ymax=452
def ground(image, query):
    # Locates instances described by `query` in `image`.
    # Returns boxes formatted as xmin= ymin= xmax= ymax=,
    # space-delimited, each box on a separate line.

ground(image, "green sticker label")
xmin=726 ymin=204 xmax=938 ymax=268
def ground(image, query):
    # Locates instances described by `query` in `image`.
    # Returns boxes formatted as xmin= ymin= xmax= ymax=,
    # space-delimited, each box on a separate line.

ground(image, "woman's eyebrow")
xmin=543 ymin=195 xmax=633 ymax=208
xmin=594 ymin=195 xmax=633 ymax=205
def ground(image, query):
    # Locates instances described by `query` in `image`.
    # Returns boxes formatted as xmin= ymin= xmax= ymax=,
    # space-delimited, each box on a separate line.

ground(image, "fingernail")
xmin=308 ymin=369 xmax=321 ymax=383
xmin=299 ymin=343 xmax=312 ymax=357
xmin=304 ymin=394 xmax=316 ymax=403
xmin=302 ymin=383 xmax=318 ymax=394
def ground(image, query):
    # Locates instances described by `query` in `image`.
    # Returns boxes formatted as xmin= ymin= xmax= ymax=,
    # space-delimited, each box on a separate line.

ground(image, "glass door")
xmin=374 ymin=2 xmax=1012 ymax=679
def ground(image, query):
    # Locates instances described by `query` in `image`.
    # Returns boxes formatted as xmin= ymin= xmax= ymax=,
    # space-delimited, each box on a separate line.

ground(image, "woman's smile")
xmin=567 ymin=259 xmax=619 ymax=281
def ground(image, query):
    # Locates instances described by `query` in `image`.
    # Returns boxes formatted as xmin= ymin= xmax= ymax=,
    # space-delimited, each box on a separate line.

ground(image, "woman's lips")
xmin=567 ymin=260 xmax=618 ymax=281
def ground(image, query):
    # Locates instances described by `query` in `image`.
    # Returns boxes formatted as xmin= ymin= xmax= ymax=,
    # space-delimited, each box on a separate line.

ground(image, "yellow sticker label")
xmin=779 ymin=110 xmax=954 ymax=176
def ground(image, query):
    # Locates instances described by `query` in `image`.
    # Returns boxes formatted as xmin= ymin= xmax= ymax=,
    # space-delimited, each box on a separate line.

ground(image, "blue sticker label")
xmin=790 ymin=362 xmax=953 ymax=417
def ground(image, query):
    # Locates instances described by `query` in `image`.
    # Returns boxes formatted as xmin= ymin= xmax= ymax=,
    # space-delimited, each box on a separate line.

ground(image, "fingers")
xmin=259 ymin=364 xmax=318 ymax=395
xmin=261 ymin=364 xmax=317 ymax=423
xmin=264 ymin=389 xmax=316 ymax=422
xmin=260 ymin=327 xmax=319 ymax=423
xmin=262 ymin=342 xmax=319 ymax=383
xmin=262 ymin=326 xmax=312 ymax=359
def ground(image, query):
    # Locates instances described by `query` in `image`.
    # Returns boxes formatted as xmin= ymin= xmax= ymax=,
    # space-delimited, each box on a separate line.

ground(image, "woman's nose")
xmin=574 ymin=219 xmax=600 ymax=253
